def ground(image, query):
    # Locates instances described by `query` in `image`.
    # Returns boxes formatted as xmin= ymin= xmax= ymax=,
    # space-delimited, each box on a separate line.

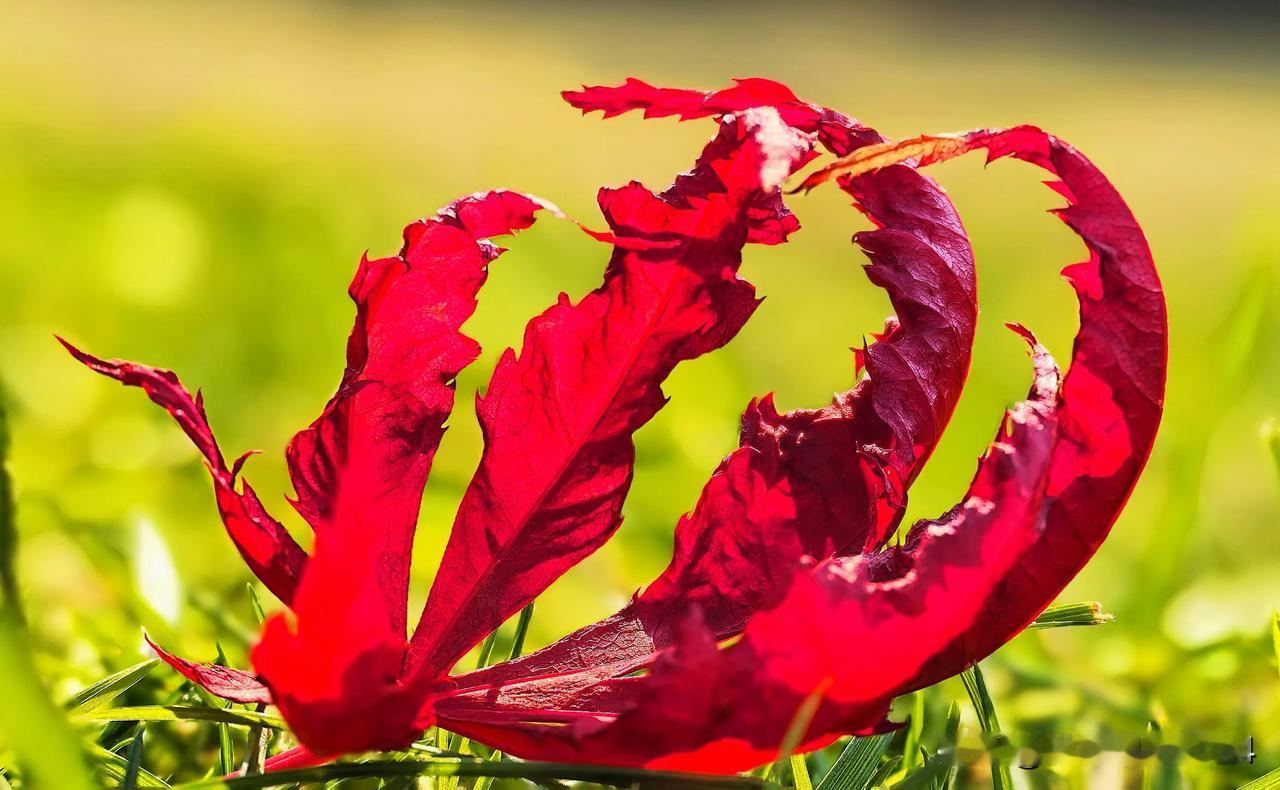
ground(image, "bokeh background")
xmin=2 ymin=1 xmax=1279 ymax=787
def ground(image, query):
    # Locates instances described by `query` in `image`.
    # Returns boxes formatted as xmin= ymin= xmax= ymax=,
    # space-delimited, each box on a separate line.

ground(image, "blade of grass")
xmin=766 ymin=683 xmax=828 ymax=789
xmin=1026 ymin=601 xmax=1113 ymax=630
xmin=778 ymin=679 xmax=832 ymax=763
xmin=1240 ymin=766 xmax=1280 ymax=789
xmin=960 ymin=665 xmax=1012 ymax=790
xmin=0 ymin=394 xmax=19 ymax=623
xmin=0 ymin=409 xmax=95 ymax=790
xmin=0 ymin=611 xmax=96 ymax=789
xmin=870 ymin=756 xmax=903 ymax=789
xmin=937 ymin=702 xmax=960 ymax=790
xmin=238 ymin=703 xmax=271 ymax=777
xmin=887 ymin=692 xmax=925 ymax=783
xmin=188 ymin=591 xmax=257 ymax=649
xmin=1135 ymin=269 xmax=1268 ymax=628
xmin=441 ymin=629 xmax=503 ymax=789
xmin=506 ymin=601 xmax=535 ymax=660
xmin=212 ymin=644 xmax=237 ymax=777
xmin=887 ymin=753 xmax=950 ymax=790
xmin=471 ymin=604 xmax=536 ymax=790
xmin=88 ymin=743 xmax=171 ymax=788
xmin=814 ymin=733 xmax=891 ymax=790
xmin=66 ymin=658 xmax=160 ymax=713
xmin=74 ymin=705 xmax=284 ymax=729
xmin=1142 ymin=721 xmax=1179 ymax=790
xmin=123 ymin=729 xmax=146 ymax=790
xmin=172 ymin=758 xmax=777 ymax=788
xmin=239 ymin=721 xmax=270 ymax=776
xmin=246 ymin=584 xmax=265 ymax=626
xmin=789 ymin=754 xmax=814 ymax=790
xmin=1272 ymin=610 xmax=1279 ymax=680
xmin=472 ymin=628 xmax=501 ymax=674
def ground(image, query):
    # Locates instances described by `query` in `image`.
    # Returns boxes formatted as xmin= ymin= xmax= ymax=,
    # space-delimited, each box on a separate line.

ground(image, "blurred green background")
xmin=2 ymin=1 xmax=1279 ymax=787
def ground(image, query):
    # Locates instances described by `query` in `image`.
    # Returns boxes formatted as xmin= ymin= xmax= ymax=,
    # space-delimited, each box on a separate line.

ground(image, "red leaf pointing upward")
xmin=251 ymin=190 xmax=553 ymax=755
xmin=60 ymin=339 xmax=307 ymax=605
xmin=406 ymin=108 xmax=816 ymax=678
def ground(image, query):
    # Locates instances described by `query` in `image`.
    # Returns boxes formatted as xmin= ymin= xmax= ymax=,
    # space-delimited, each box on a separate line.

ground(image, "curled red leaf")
xmin=799 ymin=127 xmax=1167 ymax=687
xmin=67 ymin=80 xmax=1165 ymax=773
xmin=441 ymin=331 xmax=1060 ymax=771
xmin=60 ymin=339 xmax=307 ymax=604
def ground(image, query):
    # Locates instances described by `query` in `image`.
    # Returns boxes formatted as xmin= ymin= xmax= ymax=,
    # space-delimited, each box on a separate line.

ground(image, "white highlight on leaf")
xmin=742 ymin=106 xmax=813 ymax=192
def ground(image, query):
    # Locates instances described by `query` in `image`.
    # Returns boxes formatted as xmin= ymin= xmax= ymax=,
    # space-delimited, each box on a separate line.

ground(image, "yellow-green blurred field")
xmin=2 ymin=1 xmax=1280 ymax=787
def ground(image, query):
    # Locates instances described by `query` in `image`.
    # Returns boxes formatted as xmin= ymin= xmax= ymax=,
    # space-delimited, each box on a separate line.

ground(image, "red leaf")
xmin=435 ymin=112 xmax=1163 ymax=774
xmin=59 ymin=339 xmax=307 ymax=604
xmin=405 ymin=107 xmax=817 ymax=677
xmin=439 ymin=333 xmax=1060 ymax=772
xmin=71 ymin=79 xmax=1165 ymax=773
xmin=564 ymin=77 xmax=882 ymax=156
xmin=803 ymin=127 xmax=1169 ymax=688
xmin=798 ymin=127 xmax=1166 ymax=684
xmin=251 ymin=190 xmax=553 ymax=755
xmin=286 ymin=190 xmax=551 ymax=536
xmin=145 ymin=634 xmax=272 ymax=706
xmin=452 ymin=158 xmax=977 ymax=695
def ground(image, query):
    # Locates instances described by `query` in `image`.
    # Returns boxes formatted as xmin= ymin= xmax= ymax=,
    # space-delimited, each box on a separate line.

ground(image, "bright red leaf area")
xmin=67 ymin=78 xmax=1166 ymax=773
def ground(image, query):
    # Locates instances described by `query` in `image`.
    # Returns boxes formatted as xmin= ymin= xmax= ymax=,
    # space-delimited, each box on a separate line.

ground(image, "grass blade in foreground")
xmin=789 ymin=753 xmax=813 ymax=790
xmin=0 ymin=396 xmax=17 ymax=619
xmin=889 ymin=692 xmax=924 ymax=782
xmin=1240 ymin=766 xmax=1280 ymax=790
xmin=886 ymin=753 xmax=950 ymax=790
xmin=473 ymin=602 xmax=536 ymax=790
xmin=74 ymin=705 xmax=284 ymax=729
xmin=211 ymin=643 xmax=237 ymax=776
xmin=173 ymin=758 xmax=776 ymax=789
xmin=0 ymin=391 xmax=95 ymax=790
xmin=88 ymin=743 xmax=171 ymax=788
xmin=814 ymin=733 xmax=891 ymax=790
xmin=66 ymin=658 xmax=159 ymax=713
xmin=0 ymin=613 xmax=96 ymax=789
xmin=1026 ymin=601 xmax=1113 ymax=631
xmin=123 ymin=729 xmax=146 ymax=790
xmin=939 ymin=702 xmax=961 ymax=789
xmin=960 ymin=665 xmax=1012 ymax=790
xmin=1272 ymin=610 xmax=1279 ymax=680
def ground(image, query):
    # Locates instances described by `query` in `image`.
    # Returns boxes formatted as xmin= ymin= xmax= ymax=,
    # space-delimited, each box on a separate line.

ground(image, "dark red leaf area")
xmin=405 ymin=109 xmax=816 ymax=678
xmin=452 ymin=161 xmax=977 ymax=695
xmin=437 ymin=106 xmax=1163 ymax=773
xmin=886 ymin=127 xmax=1167 ymax=688
xmin=60 ymin=339 xmax=307 ymax=605
xmin=441 ymin=335 xmax=1060 ymax=772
